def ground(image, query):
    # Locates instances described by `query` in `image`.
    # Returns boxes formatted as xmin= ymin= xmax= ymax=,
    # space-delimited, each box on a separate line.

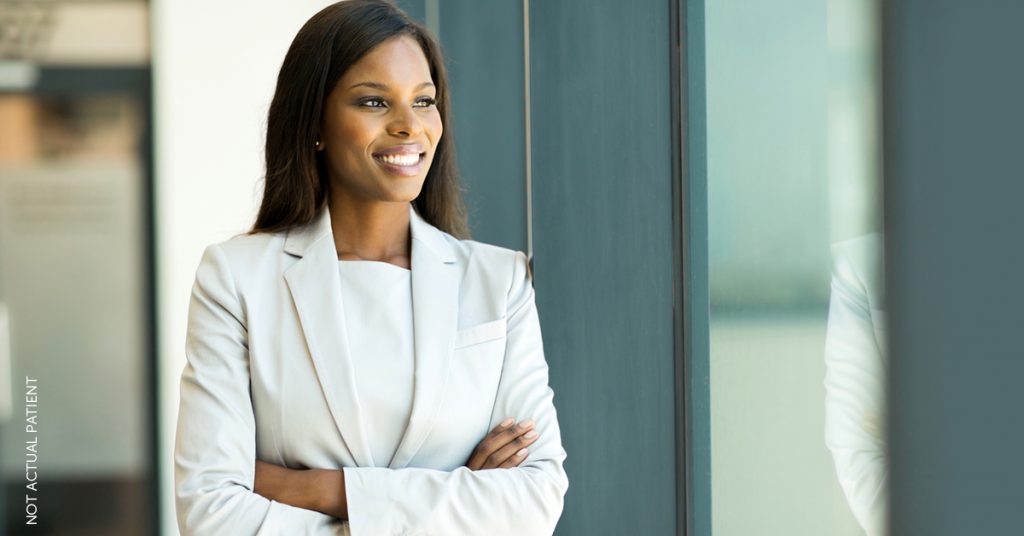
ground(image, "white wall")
xmin=151 ymin=2 xmax=336 ymax=534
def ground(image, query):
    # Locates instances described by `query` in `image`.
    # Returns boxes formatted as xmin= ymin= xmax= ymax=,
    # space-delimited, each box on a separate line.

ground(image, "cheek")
xmin=429 ymin=114 xmax=443 ymax=145
xmin=332 ymin=114 xmax=374 ymax=155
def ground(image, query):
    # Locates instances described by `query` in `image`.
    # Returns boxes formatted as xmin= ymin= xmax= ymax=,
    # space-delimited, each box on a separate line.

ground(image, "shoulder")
xmin=450 ymin=232 xmax=528 ymax=268
xmin=193 ymin=230 xmax=289 ymax=289
xmin=200 ymin=230 xmax=286 ymax=266
xmin=410 ymin=205 xmax=530 ymax=286
xmin=451 ymin=236 xmax=522 ymax=266
xmin=830 ymin=232 xmax=885 ymax=309
xmin=441 ymin=235 xmax=533 ymax=305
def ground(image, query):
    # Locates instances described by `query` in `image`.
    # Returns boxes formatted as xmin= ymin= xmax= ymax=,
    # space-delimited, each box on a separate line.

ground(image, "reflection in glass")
xmin=706 ymin=0 xmax=883 ymax=534
xmin=824 ymin=233 xmax=886 ymax=535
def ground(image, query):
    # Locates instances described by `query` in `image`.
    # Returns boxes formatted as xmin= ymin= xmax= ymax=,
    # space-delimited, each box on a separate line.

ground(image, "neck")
xmin=327 ymin=191 xmax=411 ymax=262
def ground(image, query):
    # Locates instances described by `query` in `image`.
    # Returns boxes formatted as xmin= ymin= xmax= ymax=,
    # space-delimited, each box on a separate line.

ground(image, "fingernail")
xmin=516 ymin=448 xmax=528 ymax=457
xmin=524 ymin=430 xmax=538 ymax=439
xmin=520 ymin=419 xmax=534 ymax=429
xmin=501 ymin=417 xmax=514 ymax=427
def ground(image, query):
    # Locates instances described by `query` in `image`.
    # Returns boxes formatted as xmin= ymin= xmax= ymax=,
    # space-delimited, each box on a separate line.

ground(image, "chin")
xmin=381 ymin=183 xmax=426 ymax=203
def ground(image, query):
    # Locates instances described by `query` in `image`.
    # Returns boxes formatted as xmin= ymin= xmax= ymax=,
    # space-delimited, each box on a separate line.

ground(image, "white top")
xmin=338 ymin=259 xmax=415 ymax=468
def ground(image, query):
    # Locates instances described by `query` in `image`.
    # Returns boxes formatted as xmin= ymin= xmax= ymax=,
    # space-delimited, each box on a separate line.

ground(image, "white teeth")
xmin=378 ymin=153 xmax=420 ymax=166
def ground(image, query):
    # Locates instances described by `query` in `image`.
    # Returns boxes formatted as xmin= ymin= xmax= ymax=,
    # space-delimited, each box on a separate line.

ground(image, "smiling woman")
xmin=172 ymin=1 xmax=568 ymax=535
xmin=317 ymin=36 xmax=442 ymax=217
xmin=251 ymin=0 xmax=466 ymax=240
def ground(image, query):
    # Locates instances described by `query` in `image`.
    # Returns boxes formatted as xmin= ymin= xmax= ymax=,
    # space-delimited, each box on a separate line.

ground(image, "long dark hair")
xmin=251 ymin=0 xmax=469 ymax=238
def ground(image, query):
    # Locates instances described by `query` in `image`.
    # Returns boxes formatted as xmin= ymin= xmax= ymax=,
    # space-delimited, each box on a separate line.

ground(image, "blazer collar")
xmin=282 ymin=202 xmax=460 ymax=469
xmin=283 ymin=203 xmax=456 ymax=263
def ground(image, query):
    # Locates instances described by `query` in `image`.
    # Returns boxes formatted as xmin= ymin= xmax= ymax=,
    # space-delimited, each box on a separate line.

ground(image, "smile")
xmin=374 ymin=153 xmax=423 ymax=166
xmin=372 ymin=152 xmax=426 ymax=177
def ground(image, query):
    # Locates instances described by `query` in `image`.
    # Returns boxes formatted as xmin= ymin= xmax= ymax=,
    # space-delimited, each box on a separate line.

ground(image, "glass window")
xmin=706 ymin=1 xmax=885 ymax=534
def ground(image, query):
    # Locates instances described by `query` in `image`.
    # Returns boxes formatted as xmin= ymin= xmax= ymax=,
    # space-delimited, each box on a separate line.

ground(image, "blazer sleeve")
xmin=175 ymin=244 xmax=349 ymax=536
xmin=823 ymin=249 xmax=888 ymax=536
xmin=342 ymin=250 xmax=569 ymax=536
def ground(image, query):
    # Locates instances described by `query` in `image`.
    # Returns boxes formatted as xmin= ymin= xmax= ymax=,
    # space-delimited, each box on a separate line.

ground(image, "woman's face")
xmin=319 ymin=35 xmax=442 ymax=203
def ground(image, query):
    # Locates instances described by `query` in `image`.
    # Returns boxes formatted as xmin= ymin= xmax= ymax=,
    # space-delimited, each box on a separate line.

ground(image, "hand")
xmin=465 ymin=418 xmax=539 ymax=470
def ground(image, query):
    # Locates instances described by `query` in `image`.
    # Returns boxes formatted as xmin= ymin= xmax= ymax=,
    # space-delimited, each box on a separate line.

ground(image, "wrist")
xmin=309 ymin=468 xmax=347 ymax=520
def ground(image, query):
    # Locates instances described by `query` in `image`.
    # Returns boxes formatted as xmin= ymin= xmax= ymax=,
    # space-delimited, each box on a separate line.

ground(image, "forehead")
xmin=340 ymin=35 xmax=433 ymax=87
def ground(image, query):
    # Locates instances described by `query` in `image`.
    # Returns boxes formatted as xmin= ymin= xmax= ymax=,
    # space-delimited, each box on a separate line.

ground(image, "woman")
xmin=173 ymin=1 xmax=569 ymax=534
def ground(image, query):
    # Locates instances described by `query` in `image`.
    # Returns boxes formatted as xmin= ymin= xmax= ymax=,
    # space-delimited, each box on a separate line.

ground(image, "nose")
xmin=387 ymin=105 xmax=423 ymax=138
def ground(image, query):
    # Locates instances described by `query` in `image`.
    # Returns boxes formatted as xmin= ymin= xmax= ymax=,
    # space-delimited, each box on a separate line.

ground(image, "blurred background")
xmin=1 ymin=1 xmax=1022 ymax=535
xmin=0 ymin=1 xmax=153 ymax=534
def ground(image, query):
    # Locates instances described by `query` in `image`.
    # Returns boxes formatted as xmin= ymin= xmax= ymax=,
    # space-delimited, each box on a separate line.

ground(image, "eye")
xmin=414 ymin=97 xmax=437 ymax=108
xmin=358 ymin=97 xmax=387 ymax=108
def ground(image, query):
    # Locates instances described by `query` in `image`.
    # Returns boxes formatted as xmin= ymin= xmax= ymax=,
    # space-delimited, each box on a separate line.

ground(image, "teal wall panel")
xmin=438 ymin=0 xmax=526 ymax=251
xmin=885 ymin=1 xmax=1024 ymax=534
xmin=530 ymin=1 xmax=679 ymax=534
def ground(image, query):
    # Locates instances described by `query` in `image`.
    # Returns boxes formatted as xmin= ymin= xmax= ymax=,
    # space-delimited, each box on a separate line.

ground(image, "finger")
xmin=469 ymin=419 xmax=533 ymax=469
xmin=476 ymin=419 xmax=535 ymax=468
xmin=485 ymin=428 xmax=539 ymax=469
xmin=490 ymin=417 xmax=515 ymax=434
xmin=498 ymin=447 xmax=530 ymax=468
xmin=483 ymin=427 xmax=539 ymax=470
xmin=491 ymin=419 xmax=533 ymax=448
xmin=468 ymin=417 xmax=516 ymax=469
xmin=466 ymin=417 xmax=516 ymax=469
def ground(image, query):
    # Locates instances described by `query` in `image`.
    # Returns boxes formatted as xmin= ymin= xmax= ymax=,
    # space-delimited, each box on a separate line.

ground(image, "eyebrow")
xmin=348 ymin=81 xmax=435 ymax=91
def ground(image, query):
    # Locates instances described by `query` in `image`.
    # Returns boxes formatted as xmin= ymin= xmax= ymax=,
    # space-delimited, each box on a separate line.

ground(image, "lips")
xmin=373 ymin=143 xmax=425 ymax=157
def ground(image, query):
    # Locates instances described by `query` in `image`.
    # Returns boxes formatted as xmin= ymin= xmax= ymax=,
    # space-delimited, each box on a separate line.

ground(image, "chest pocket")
xmin=426 ymin=317 xmax=507 ymax=466
xmin=453 ymin=317 xmax=507 ymax=350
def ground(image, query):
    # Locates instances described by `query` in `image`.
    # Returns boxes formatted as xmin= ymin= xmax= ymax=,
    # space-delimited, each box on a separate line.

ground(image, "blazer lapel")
xmin=388 ymin=205 xmax=459 ymax=468
xmin=283 ymin=207 xmax=376 ymax=467
xmin=283 ymin=203 xmax=460 ymax=470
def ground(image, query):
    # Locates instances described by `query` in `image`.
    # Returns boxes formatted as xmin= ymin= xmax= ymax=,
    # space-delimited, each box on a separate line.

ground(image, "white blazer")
xmin=174 ymin=204 xmax=569 ymax=536
xmin=824 ymin=233 xmax=887 ymax=536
